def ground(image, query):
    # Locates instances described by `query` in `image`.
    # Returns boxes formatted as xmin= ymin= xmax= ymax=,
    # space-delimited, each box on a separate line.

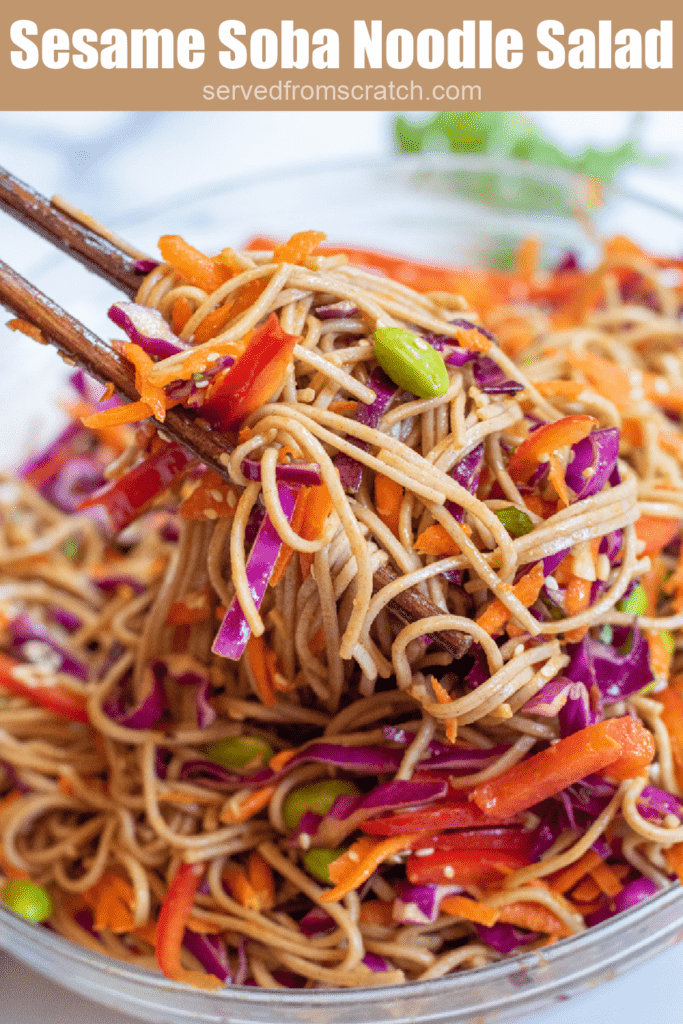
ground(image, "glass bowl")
xmin=2 ymin=152 xmax=683 ymax=1024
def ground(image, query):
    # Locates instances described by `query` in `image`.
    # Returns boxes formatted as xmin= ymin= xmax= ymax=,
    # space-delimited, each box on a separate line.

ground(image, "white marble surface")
xmin=2 ymin=110 xmax=683 ymax=1024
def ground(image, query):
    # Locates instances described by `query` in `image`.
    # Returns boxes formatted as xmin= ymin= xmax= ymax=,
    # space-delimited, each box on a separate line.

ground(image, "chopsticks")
xmin=0 ymin=258 xmax=243 ymax=483
xmin=0 ymin=166 xmax=472 ymax=661
xmin=0 ymin=167 xmax=142 ymax=298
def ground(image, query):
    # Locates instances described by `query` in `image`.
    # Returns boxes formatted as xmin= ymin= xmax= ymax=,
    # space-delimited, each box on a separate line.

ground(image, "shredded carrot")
xmin=273 ymin=230 xmax=327 ymax=265
xmin=298 ymin=484 xmax=334 ymax=578
xmin=193 ymin=303 xmax=235 ymax=345
xmin=497 ymin=901 xmax=571 ymax=937
xmin=152 ymin=332 xmax=254 ymax=388
xmin=358 ymin=900 xmax=395 ymax=926
xmin=67 ymin=401 xmax=130 ymax=454
xmin=269 ymin=749 xmax=297 ymax=772
xmin=219 ymin=785 xmax=275 ymax=825
xmin=171 ymin=296 xmax=193 ymax=334
xmin=647 ymin=630 xmax=671 ymax=682
xmin=269 ymin=486 xmax=310 ymax=587
xmin=570 ymin=875 xmax=602 ymax=902
xmin=374 ymin=474 xmax=404 ymax=539
xmin=116 ymin=341 xmax=170 ymax=422
xmin=227 ymin=279 xmax=269 ymax=322
xmin=549 ymin=849 xmax=602 ymax=894
xmin=415 ymin=522 xmax=472 ymax=557
xmin=82 ymin=871 xmax=136 ymax=934
xmin=185 ymin=916 xmax=225 ymax=935
xmin=642 ymin=559 xmax=666 ymax=617
xmin=635 ymin=516 xmax=680 ymax=557
xmin=158 ymin=235 xmax=232 ymax=294
xmin=7 ymin=318 xmax=47 ymax=344
xmin=158 ymin=789 xmax=220 ymax=806
xmin=307 ymin=625 xmax=326 ymax=655
xmin=476 ymin=562 xmax=545 ymax=636
xmin=532 ymin=380 xmax=585 ymax=400
xmin=516 ymin=237 xmax=539 ymax=284
xmin=547 ymin=454 xmax=571 ymax=507
xmin=133 ymin=920 xmax=158 ymax=946
xmin=562 ymin=351 xmax=631 ymax=408
xmin=222 ymin=863 xmax=260 ymax=911
xmin=246 ymin=635 xmax=278 ymax=707
xmin=564 ymin=575 xmax=592 ymax=643
xmin=328 ymin=400 xmax=358 ymax=414
xmin=166 ymin=588 xmax=212 ymax=625
xmin=453 ymin=325 xmax=492 ymax=354
xmin=179 ymin=471 xmax=239 ymax=521
xmin=664 ymin=842 xmax=683 ymax=884
xmin=247 ymin=850 xmax=275 ymax=910
xmin=320 ymin=835 xmax=420 ymax=903
xmin=440 ymin=894 xmax=500 ymax=927
xmin=589 ymin=860 xmax=623 ymax=898
xmin=82 ymin=400 xmax=153 ymax=428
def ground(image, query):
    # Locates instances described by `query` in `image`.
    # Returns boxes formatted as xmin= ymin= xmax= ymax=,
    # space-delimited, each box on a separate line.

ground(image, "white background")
xmin=2 ymin=109 xmax=683 ymax=1024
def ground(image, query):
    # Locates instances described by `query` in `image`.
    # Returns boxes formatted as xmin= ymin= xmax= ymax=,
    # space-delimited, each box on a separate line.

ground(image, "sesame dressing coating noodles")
xmin=4 ymin=228 xmax=683 ymax=992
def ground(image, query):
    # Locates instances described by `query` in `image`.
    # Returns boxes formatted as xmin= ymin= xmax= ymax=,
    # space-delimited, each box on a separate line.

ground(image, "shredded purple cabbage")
xmin=109 ymin=302 xmax=187 ymax=359
xmin=334 ymin=368 xmax=398 ymax=492
xmin=9 ymin=614 xmax=90 ymax=682
xmin=566 ymin=626 xmax=653 ymax=702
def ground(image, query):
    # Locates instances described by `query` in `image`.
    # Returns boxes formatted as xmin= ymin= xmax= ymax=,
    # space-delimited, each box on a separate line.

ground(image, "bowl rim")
xmin=115 ymin=150 xmax=595 ymax=229
xmin=1 ymin=882 xmax=681 ymax=1005
xmin=3 ymin=149 xmax=683 ymax=1011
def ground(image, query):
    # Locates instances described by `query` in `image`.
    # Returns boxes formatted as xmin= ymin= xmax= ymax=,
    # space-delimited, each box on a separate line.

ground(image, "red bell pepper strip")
xmin=78 ymin=442 xmax=194 ymax=534
xmin=406 ymin=847 xmax=530 ymax=887
xmin=201 ymin=313 xmax=298 ymax=432
xmin=0 ymin=652 xmax=88 ymax=723
xmin=429 ymin=827 xmax=537 ymax=857
xmin=360 ymin=799 xmax=517 ymax=836
xmin=156 ymin=862 xmax=223 ymax=990
xmin=507 ymin=415 xmax=598 ymax=485
xmin=600 ymin=714 xmax=657 ymax=781
xmin=470 ymin=716 xmax=653 ymax=819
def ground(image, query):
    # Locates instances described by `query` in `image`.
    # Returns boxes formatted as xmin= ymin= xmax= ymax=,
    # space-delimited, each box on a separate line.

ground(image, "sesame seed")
xmin=207 ymin=352 xmax=221 ymax=361
xmin=299 ymin=833 xmax=311 ymax=850
xmin=204 ymin=509 xmax=219 ymax=519
xmin=414 ymin=339 xmax=429 ymax=351
xmin=414 ymin=848 xmax=435 ymax=857
xmin=443 ymin=865 xmax=455 ymax=879
xmin=195 ymin=380 xmax=210 ymax=389
xmin=219 ymin=453 xmax=231 ymax=466
xmin=654 ymin=378 xmax=670 ymax=395
xmin=210 ymin=489 xmax=224 ymax=502
xmin=513 ymin=644 xmax=525 ymax=657
xmin=348 ymin=850 xmax=360 ymax=862
xmin=545 ymin=576 xmax=559 ymax=592
xmin=665 ymin=813 xmax=681 ymax=829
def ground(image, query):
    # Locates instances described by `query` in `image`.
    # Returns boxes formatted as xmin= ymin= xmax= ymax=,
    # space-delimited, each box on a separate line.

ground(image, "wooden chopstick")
xmin=0 ymin=258 xmax=236 ymax=480
xmin=0 ymin=168 xmax=472 ymax=661
xmin=0 ymin=166 xmax=143 ymax=298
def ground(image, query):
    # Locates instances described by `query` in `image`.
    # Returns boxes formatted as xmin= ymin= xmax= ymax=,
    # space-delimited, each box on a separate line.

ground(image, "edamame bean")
xmin=373 ymin=327 xmax=449 ymax=399
xmin=203 ymin=735 xmax=273 ymax=771
xmin=494 ymin=506 xmax=534 ymax=537
xmin=282 ymin=779 xmax=361 ymax=831
xmin=661 ymin=629 xmax=675 ymax=655
xmin=302 ymin=847 xmax=346 ymax=884
xmin=617 ymin=584 xmax=647 ymax=617
xmin=1 ymin=879 xmax=53 ymax=923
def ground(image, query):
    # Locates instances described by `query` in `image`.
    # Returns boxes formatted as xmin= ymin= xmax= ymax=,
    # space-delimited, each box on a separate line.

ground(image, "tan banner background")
xmin=0 ymin=0 xmax=679 ymax=110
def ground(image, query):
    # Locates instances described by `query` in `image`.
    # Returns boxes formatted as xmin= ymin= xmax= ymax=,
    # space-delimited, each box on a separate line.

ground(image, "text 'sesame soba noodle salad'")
xmin=3 ymin=228 xmax=683 ymax=991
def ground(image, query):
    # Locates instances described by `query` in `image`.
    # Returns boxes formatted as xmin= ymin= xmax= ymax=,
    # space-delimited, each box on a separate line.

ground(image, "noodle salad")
xmin=1 ymin=228 xmax=683 ymax=990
